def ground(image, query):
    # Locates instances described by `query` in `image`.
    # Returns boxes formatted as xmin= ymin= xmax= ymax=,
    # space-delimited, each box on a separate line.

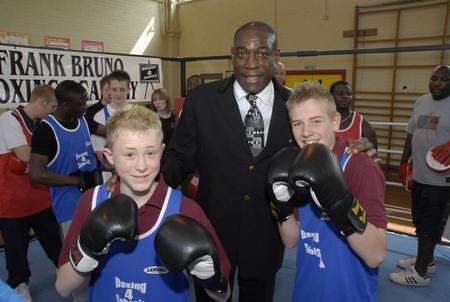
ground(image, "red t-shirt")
xmin=58 ymin=178 xmax=231 ymax=277
xmin=295 ymin=138 xmax=387 ymax=229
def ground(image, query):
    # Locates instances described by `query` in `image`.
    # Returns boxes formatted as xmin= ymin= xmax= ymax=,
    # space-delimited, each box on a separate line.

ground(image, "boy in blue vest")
xmin=267 ymin=82 xmax=387 ymax=302
xmin=55 ymin=104 xmax=231 ymax=301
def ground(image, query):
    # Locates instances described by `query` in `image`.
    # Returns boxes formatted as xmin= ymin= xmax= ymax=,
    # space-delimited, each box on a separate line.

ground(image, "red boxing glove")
xmin=431 ymin=141 xmax=450 ymax=166
xmin=427 ymin=141 xmax=450 ymax=173
xmin=399 ymin=158 xmax=413 ymax=191
xmin=7 ymin=156 xmax=28 ymax=174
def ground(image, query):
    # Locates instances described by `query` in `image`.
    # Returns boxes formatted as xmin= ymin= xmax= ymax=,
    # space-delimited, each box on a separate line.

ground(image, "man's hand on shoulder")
xmin=346 ymin=137 xmax=378 ymax=160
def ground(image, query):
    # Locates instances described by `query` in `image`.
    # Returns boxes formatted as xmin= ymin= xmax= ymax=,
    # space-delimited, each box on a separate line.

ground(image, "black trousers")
xmin=0 ymin=207 xmax=62 ymax=288
xmin=411 ymin=181 xmax=450 ymax=243
xmin=195 ymin=268 xmax=276 ymax=302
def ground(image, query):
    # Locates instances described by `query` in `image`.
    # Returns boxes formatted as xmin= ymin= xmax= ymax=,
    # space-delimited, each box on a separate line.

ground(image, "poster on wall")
xmin=44 ymin=36 xmax=71 ymax=50
xmin=0 ymin=44 xmax=163 ymax=107
xmin=0 ymin=31 xmax=30 ymax=46
xmin=81 ymin=40 xmax=104 ymax=52
xmin=285 ymin=70 xmax=346 ymax=91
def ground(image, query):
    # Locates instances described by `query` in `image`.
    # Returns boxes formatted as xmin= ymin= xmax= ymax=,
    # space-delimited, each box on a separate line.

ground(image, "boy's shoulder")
xmin=169 ymin=188 xmax=208 ymax=224
xmin=345 ymin=152 xmax=384 ymax=183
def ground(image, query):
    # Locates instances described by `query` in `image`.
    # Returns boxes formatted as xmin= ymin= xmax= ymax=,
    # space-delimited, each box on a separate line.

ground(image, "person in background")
xmin=91 ymin=70 xmax=131 ymax=183
xmin=173 ymin=74 xmax=205 ymax=117
xmin=330 ymin=81 xmax=378 ymax=150
xmin=29 ymin=80 xmax=100 ymax=236
xmin=0 ymin=85 xmax=62 ymax=302
xmin=148 ymin=88 xmax=177 ymax=148
xmin=84 ymin=74 xmax=110 ymax=137
xmin=274 ymin=62 xmax=287 ymax=86
xmin=390 ymin=65 xmax=450 ymax=286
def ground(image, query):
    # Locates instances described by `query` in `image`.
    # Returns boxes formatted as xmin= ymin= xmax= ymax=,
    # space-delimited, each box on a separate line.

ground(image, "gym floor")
xmin=1 ymin=179 xmax=448 ymax=301
xmin=1 ymin=231 xmax=449 ymax=302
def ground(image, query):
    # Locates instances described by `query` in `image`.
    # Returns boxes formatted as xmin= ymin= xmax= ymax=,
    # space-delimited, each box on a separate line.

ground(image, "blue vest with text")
xmin=89 ymin=185 xmax=189 ymax=302
xmin=293 ymin=151 xmax=378 ymax=302
xmin=103 ymin=106 xmax=111 ymax=122
xmin=44 ymin=115 xmax=97 ymax=222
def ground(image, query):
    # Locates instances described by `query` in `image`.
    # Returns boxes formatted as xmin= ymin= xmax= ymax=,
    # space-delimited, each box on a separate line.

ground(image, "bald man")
xmin=187 ymin=74 xmax=205 ymax=92
xmin=164 ymin=21 xmax=290 ymax=302
xmin=173 ymin=74 xmax=205 ymax=117
xmin=274 ymin=62 xmax=286 ymax=86
xmin=390 ymin=65 xmax=450 ymax=286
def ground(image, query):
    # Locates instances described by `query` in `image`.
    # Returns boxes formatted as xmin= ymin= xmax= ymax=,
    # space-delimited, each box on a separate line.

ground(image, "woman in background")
xmin=148 ymin=88 xmax=177 ymax=147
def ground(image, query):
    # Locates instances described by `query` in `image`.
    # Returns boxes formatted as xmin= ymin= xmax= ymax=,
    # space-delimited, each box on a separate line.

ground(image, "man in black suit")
xmin=164 ymin=21 xmax=288 ymax=302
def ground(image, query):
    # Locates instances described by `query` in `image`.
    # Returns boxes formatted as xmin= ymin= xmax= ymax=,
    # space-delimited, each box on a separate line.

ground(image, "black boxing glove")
xmin=266 ymin=146 xmax=302 ymax=222
xmin=289 ymin=143 xmax=367 ymax=236
xmin=154 ymin=214 xmax=228 ymax=294
xmin=70 ymin=194 xmax=139 ymax=273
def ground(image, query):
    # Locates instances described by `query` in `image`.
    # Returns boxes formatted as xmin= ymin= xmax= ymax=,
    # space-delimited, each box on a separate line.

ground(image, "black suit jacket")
xmin=164 ymin=76 xmax=292 ymax=278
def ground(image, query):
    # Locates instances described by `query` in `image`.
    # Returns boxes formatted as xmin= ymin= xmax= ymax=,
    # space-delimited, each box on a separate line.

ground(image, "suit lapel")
xmin=255 ymin=88 xmax=290 ymax=161
xmin=217 ymin=77 xmax=253 ymax=157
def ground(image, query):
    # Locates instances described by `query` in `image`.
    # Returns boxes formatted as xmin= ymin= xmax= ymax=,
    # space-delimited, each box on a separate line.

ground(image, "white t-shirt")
xmin=406 ymin=93 xmax=450 ymax=186
xmin=0 ymin=111 xmax=27 ymax=155
xmin=91 ymin=104 xmax=117 ymax=152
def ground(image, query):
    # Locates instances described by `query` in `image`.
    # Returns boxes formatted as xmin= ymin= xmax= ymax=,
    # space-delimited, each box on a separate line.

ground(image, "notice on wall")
xmin=0 ymin=44 xmax=163 ymax=107
xmin=81 ymin=40 xmax=104 ymax=53
xmin=285 ymin=70 xmax=346 ymax=90
xmin=44 ymin=36 xmax=71 ymax=50
xmin=0 ymin=31 xmax=30 ymax=46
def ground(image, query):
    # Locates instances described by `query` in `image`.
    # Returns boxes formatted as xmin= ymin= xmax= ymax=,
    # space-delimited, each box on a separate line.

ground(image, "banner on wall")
xmin=0 ymin=44 xmax=163 ymax=108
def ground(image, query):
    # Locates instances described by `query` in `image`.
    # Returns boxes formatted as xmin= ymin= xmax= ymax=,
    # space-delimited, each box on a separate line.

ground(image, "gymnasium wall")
xmin=1 ymin=0 xmax=448 ymax=164
xmin=178 ymin=0 xmax=447 ymax=90
xmin=1 ymin=1 xmax=447 ymax=99
xmin=0 ymin=0 xmax=180 ymax=103
xmin=177 ymin=0 xmax=449 ymax=165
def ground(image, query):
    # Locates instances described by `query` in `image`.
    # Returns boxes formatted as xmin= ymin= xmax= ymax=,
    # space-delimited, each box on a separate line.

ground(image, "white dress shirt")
xmin=233 ymin=81 xmax=274 ymax=145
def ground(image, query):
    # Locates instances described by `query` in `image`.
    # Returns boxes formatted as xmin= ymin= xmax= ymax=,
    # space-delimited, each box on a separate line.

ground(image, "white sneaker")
xmin=389 ymin=267 xmax=430 ymax=286
xmin=14 ymin=283 xmax=33 ymax=302
xmin=396 ymin=257 xmax=436 ymax=274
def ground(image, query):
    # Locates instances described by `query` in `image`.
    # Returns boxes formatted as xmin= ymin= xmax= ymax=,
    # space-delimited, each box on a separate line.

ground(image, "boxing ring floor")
xmin=0 ymin=232 xmax=448 ymax=301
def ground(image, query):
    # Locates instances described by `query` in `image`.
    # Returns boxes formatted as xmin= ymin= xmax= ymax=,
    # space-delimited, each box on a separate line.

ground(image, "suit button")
xmin=248 ymin=165 xmax=255 ymax=171
xmin=244 ymin=195 xmax=251 ymax=201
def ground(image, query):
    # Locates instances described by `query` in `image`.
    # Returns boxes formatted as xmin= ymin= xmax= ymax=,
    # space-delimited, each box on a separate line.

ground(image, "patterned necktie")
xmin=244 ymin=94 xmax=264 ymax=156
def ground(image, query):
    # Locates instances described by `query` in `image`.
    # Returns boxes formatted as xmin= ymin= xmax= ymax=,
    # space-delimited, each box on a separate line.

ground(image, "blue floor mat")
xmin=0 ymin=232 xmax=449 ymax=301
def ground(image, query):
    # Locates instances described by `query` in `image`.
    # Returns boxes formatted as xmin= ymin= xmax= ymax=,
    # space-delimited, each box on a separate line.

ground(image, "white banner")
xmin=0 ymin=44 xmax=163 ymax=108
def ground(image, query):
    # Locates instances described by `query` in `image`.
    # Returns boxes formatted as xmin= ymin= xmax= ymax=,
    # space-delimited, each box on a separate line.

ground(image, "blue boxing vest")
xmin=44 ymin=115 xmax=97 ymax=222
xmin=293 ymin=151 xmax=378 ymax=302
xmin=89 ymin=185 xmax=189 ymax=302
xmin=103 ymin=106 xmax=111 ymax=122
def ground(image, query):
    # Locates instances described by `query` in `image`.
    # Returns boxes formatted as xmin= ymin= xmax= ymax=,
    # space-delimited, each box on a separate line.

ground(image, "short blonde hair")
xmin=29 ymin=84 xmax=56 ymax=104
xmin=287 ymin=81 xmax=337 ymax=118
xmin=106 ymin=104 xmax=163 ymax=147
